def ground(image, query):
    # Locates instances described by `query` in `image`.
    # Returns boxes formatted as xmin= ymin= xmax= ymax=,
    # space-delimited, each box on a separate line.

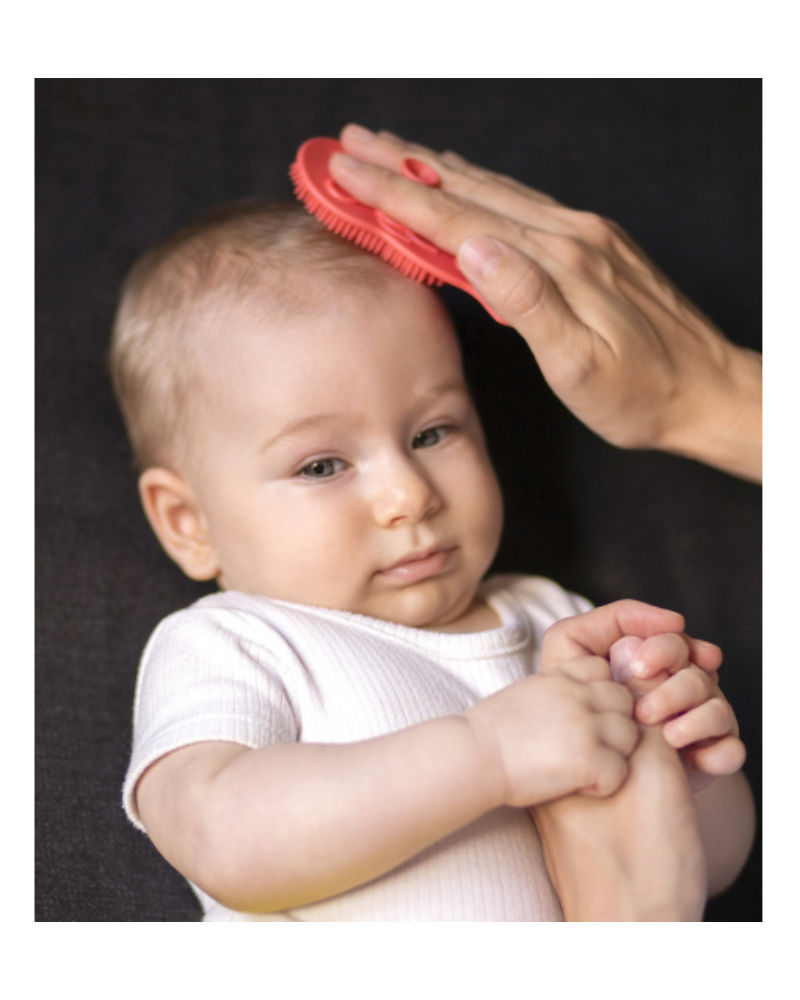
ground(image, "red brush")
xmin=290 ymin=137 xmax=506 ymax=324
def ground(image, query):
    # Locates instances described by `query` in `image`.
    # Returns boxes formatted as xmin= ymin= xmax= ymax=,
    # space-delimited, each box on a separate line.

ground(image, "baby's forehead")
xmin=190 ymin=269 xmax=463 ymax=398
xmin=211 ymin=263 xmax=453 ymax=345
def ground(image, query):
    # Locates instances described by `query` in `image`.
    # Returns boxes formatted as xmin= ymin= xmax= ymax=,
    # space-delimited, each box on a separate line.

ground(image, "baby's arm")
xmin=135 ymin=656 xmax=637 ymax=914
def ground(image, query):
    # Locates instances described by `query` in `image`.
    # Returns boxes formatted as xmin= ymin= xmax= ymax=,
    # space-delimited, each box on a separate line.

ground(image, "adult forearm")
xmin=660 ymin=345 xmax=762 ymax=483
xmin=694 ymin=770 xmax=757 ymax=897
xmin=531 ymin=725 xmax=707 ymax=922
xmin=198 ymin=717 xmax=498 ymax=913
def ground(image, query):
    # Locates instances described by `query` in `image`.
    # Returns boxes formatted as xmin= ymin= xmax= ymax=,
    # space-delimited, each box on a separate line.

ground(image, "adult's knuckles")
xmin=541 ymin=231 xmax=595 ymax=274
xmin=538 ymin=229 xmax=622 ymax=287
xmin=570 ymin=210 xmax=620 ymax=249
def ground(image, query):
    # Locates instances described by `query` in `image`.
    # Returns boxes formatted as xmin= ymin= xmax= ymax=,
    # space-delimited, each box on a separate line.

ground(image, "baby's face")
xmin=185 ymin=276 xmax=504 ymax=631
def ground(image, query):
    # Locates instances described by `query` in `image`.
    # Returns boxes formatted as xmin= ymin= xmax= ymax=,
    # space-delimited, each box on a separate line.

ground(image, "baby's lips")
xmin=609 ymin=636 xmax=644 ymax=683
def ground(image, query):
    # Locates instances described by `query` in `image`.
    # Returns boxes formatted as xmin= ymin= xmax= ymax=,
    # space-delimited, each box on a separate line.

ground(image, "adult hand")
xmin=609 ymin=634 xmax=745 ymax=788
xmin=531 ymin=724 xmax=707 ymax=921
xmin=331 ymin=125 xmax=762 ymax=483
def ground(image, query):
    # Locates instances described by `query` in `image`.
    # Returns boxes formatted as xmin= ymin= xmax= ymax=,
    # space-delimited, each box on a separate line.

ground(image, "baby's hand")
xmin=465 ymin=657 xmax=638 ymax=807
xmin=609 ymin=634 xmax=746 ymax=791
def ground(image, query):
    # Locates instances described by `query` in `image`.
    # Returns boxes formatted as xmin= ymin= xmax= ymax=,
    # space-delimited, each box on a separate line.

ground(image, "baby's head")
xmin=111 ymin=201 xmax=504 ymax=630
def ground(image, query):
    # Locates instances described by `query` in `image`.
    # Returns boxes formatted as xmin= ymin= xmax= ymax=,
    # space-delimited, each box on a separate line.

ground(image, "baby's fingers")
xmin=661 ymin=696 xmax=739 ymax=748
xmin=578 ymin=746 xmax=632 ymax=798
xmin=596 ymin=710 xmax=640 ymax=759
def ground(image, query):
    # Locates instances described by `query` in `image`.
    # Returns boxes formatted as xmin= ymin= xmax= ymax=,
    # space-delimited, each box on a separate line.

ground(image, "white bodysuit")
xmin=123 ymin=574 xmax=591 ymax=921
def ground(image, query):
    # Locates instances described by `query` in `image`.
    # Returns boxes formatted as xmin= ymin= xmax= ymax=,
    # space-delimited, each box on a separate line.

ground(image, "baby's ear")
xmin=138 ymin=467 xmax=219 ymax=581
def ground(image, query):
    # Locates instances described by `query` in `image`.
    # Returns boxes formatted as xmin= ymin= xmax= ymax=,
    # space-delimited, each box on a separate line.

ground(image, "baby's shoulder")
xmin=142 ymin=591 xmax=301 ymax=665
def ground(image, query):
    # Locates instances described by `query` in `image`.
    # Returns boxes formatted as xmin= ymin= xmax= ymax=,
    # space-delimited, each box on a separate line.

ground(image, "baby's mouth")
xmin=376 ymin=545 xmax=456 ymax=584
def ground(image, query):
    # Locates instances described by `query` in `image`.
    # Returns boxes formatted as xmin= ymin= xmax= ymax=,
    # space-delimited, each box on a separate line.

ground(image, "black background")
xmin=36 ymin=79 xmax=761 ymax=922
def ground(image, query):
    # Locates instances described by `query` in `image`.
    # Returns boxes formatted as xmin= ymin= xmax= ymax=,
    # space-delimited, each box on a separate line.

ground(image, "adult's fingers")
xmin=683 ymin=636 xmax=723 ymax=677
xmin=339 ymin=124 xmax=566 ymax=225
xmin=661 ymin=696 xmax=739 ymax=746
xmin=636 ymin=667 xmax=716 ymax=726
xmin=329 ymin=151 xmax=541 ymax=263
xmin=682 ymin=735 xmax=747 ymax=776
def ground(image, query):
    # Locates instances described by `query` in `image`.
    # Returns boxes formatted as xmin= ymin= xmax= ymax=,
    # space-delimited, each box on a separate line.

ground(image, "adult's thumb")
xmin=458 ymin=235 xmax=572 ymax=343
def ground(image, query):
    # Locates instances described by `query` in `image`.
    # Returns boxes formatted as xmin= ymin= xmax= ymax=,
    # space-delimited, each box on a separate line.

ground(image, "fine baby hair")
xmin=109 ymin=199 xmax=401 ymax=474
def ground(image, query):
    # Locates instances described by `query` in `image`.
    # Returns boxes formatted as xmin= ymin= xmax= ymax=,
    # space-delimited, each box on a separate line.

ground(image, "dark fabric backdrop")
xmin=36 ymin=79 xmax=762 ymax=922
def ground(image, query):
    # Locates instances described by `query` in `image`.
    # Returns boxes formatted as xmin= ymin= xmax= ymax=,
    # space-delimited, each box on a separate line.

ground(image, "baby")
xmin=114 ymin=200 xmax=752 ymax=921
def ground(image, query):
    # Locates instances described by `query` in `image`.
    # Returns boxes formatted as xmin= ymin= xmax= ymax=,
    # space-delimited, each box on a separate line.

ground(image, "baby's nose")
xmin=371 ymin=455 xmax=440 ymax=526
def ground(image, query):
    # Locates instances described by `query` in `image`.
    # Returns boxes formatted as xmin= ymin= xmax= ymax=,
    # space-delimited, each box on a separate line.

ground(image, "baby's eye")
xmin=298 ymin=457 xmax=347 ymax=480
xmin=413 ymin=426 xmax=449 ymax=449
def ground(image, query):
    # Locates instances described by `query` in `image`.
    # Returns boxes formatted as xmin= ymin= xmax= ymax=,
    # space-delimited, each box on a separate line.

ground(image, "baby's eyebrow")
xmin=259 ymin=413 xmax=341 ymax=452
xmin=416 ymin=379 xmax=470 ymax=401
xmin=260 ymin=382 xmax=470 ymax=452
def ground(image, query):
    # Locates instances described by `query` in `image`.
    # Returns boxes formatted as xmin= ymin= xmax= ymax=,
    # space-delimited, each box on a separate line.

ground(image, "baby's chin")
xmin=219 ymin=577 xmax=489 ymax=633
xmin=364 ymin=587 xmax=490 ymax=634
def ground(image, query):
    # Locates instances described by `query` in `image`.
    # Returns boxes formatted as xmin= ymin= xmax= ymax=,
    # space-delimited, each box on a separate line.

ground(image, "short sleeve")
xmin=122 ymin=606 xmax=298 ymax=830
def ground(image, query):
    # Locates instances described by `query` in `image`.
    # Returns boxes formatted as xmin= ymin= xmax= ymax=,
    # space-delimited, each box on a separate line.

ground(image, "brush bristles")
xmin=292 ymin=169 xmax=444 ymax=289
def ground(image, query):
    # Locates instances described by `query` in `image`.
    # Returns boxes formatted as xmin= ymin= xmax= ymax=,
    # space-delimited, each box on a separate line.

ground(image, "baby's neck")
xmin=426 ymin=600 xmax=502 ymax=635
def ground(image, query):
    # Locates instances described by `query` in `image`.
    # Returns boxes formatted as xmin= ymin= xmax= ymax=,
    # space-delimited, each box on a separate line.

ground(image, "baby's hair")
xmin=109 ymin=199 xmax=396 ymax=473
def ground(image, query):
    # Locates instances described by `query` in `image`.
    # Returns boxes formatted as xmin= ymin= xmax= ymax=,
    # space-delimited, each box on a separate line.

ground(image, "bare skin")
xmin=532 ymin=724 xmax=708 ymax=922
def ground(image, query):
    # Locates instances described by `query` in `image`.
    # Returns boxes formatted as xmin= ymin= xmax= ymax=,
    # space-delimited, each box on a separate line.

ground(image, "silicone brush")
xmin=290 ymin=137 xmax=507 ymax=324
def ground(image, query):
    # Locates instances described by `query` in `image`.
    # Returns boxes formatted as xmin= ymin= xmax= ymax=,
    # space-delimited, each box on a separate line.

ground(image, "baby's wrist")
xmin=461 ymin=706 xmax=509 ymax=810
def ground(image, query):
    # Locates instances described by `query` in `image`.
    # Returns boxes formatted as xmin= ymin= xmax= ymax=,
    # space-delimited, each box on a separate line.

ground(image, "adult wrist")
xmin=659 ymin=343 xmax=762 ymax=483
xmin=540 ymin=842 xmax=703 ymax=922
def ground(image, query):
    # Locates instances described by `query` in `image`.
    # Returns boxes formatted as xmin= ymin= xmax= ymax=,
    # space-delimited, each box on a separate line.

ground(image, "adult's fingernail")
xmin=342 ymin=123 xmax=375 ymax=144
xmin=330 ymin=152 xmax=363 ymax=173
xmin=458 ymin=235 xmax=504 ymax=281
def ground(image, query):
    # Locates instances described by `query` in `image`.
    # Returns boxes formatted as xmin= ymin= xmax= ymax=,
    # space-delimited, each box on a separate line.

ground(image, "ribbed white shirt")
xmin=123 ymin=574 xmax=590 ymax=921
